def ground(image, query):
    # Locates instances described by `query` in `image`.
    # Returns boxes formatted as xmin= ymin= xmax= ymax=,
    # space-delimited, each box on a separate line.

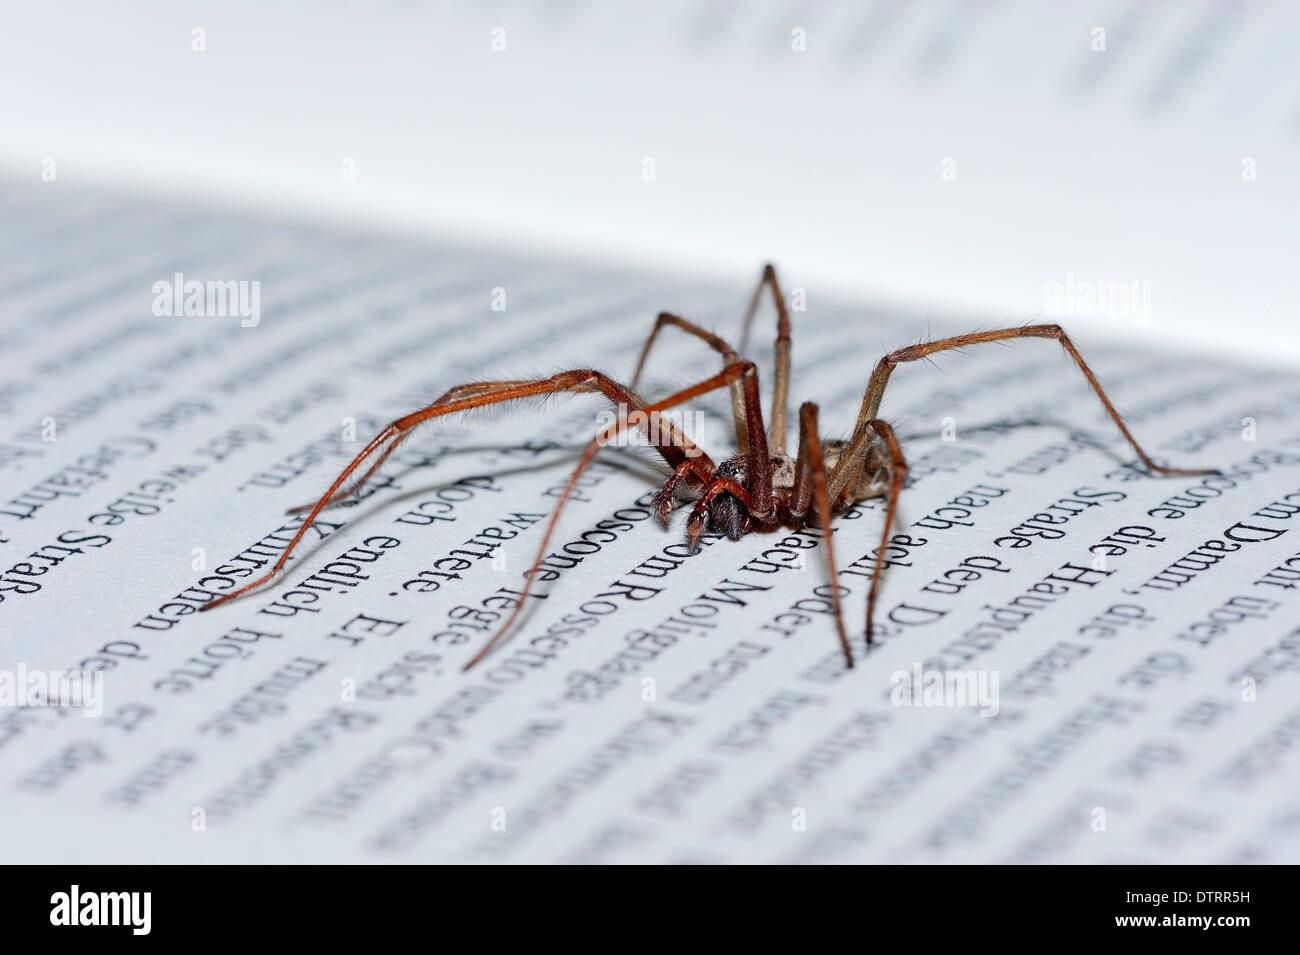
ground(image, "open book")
xmin=2 ymin=2 xmax=1298 ymax=864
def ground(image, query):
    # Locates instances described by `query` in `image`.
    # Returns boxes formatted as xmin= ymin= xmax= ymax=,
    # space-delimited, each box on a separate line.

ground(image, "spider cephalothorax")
xmin=202 ymin=264 xmax=1218 ymax=671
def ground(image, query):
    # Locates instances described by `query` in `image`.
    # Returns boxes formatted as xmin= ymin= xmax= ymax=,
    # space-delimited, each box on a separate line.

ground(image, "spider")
xmin=202 ymin=264 xmax=1217 ymax=669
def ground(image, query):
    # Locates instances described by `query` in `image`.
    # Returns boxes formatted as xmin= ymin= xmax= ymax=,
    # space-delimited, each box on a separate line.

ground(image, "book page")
xmin=2 ymin=182 xmax=1298 ymax=863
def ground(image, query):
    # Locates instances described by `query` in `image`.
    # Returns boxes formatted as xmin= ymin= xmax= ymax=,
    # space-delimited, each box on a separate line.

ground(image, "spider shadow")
xmin=374 ymin=439 xmax=674 ymax=511
xmin=236 ymin=439 xmax=675 ymax=608
xmin=893 ymin=415 xmax=1120 ymax=463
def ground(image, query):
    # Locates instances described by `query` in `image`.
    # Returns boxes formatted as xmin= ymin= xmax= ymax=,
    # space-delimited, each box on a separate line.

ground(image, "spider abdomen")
xmin=824 ymin=438 xmax=893 ymax=503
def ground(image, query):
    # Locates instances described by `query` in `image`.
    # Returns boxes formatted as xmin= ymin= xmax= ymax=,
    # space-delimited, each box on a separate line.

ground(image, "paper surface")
xmin=2 ymin=182 xmax=1299 ymax=863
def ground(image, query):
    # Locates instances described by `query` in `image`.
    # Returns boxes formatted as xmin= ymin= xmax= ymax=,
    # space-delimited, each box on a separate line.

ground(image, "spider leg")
xmin=461 ymin=361 xmax=758 ymax=670
xmin=632 ymin=262 xmax=794 ymax=456
xmin=850 ymin=419 xmax=908 ymax=647
xmin=630 ymin=311 xmax=751 ymax=454
xmin=202 ymin=368 xmax=720 ymax=614
xmin=790 ymin=401 xmax=852 ymax=666
xmin=736 ymin=263 xmax=793 ymax=456
xmin=284 ymin=381 xmax=533 ymax=514
xmin=631 ymin=313 xmax=741 ymax=388
xmin=788 ymin=397 xmax=820 ymax=519
xmin=850 ymin=323 xmax=1218 ymax=477
xmin=631 ymin=311 xmax=774 ymax=522
xmin=651 ymin=460 xmax=701 ymax=525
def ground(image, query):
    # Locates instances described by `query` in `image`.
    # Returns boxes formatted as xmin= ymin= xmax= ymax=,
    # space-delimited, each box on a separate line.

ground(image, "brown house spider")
xmin=203 ymin=265 xmax=1216 ymax=669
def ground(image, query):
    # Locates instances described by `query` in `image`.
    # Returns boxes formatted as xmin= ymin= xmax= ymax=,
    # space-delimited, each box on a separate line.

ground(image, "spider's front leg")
xmin=203 ymin=360 xmax=765 ymax=673
xmin=283 ymin=380 xmax=534 ymax=515
xmin=201 ymin=368 xmax=721 ymax=614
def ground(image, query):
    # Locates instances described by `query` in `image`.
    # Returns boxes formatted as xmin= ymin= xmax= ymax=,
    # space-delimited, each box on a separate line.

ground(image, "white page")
xmin=2 ymin=0 xmax=1298 ymax=364
xmin=2 ymin=182 xmax=1299 ymax=863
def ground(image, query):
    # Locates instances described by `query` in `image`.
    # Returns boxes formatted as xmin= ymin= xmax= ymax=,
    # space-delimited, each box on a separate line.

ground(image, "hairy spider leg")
xmin=831 ymin=322 xmax=1220 ymax=648
xmin=202 ymin=369 xmax=709 ymax=613
xmin=284 ymin=381 xmax=535 ymax=515
xmin=632 ymin=263 xmax=792 ymax=456
xmin=790 ymin=401 xmax=852 ymax=666
xmin=631 ymin=311 xmax=775 ymax=522
xmin=631 ymin=311 xmax=749 ymax=454
xmin=852 ymin=323 xmax=1220 ymax=477
xmin=736 ymin=263 xmax=792 ymax=456
xmin=828 ymin=419 xmax=908 ymax=647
